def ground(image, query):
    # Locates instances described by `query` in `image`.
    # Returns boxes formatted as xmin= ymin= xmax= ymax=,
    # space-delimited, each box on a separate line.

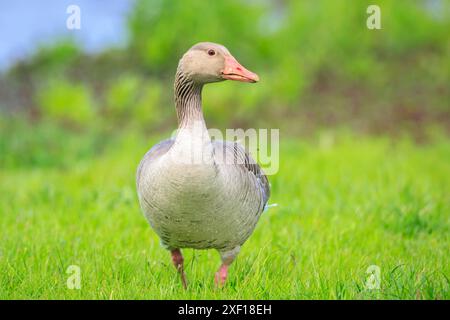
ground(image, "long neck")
xmin=174 ymin=69 xmax=204 ymax=128
xmin=173 ymin=69 xmax=213 ymax=163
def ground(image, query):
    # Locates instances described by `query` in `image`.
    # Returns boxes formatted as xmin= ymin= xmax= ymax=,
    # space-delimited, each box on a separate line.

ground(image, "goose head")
xmin=178 ymin=42 xmax=259 ymax=84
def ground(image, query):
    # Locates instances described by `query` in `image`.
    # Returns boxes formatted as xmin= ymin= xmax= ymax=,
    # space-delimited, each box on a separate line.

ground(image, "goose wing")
xmin=136 ymin=138 xmax=174 ymax=189
xmin=213 ymin=140 xmax=270 ymax=207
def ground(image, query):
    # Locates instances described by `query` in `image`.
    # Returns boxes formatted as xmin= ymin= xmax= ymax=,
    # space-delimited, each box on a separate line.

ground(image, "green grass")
xmin=0 ymin=121 xmax=449 ymax=299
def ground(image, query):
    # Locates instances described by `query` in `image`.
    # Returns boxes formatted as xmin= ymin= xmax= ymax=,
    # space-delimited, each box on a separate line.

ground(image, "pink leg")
xmin=171 ymin=249 xmax=187 ymax=289
xmin=214 ymin=264 xmax=229 ymax=287
xmin=215 ymin=246 xmax=240 ymax=287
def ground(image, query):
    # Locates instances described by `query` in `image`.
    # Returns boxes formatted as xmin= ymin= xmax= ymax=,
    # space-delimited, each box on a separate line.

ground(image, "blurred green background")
xmin=1 ymin=0 xmax=449 ymax=137
xmin=0 ymin=0 xmax=449 ymax=299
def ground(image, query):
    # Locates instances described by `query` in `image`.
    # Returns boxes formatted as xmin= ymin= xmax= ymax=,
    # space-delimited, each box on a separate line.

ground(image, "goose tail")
xmin=263 ymin=203 xmax=278 ymax=213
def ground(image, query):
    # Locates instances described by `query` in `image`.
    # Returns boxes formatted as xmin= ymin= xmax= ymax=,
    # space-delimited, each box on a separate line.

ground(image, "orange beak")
xmin=221 ymin=55 xmax=259 ymax=83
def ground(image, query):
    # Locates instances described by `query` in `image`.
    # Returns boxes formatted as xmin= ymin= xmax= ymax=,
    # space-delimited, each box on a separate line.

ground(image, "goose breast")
xmin=136 ymin=139 xmax=269 ymax=251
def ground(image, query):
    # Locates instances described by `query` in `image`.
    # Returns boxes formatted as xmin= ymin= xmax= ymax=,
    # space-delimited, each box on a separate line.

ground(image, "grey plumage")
xmin=136 ymin=138 xmax=269 ymax=251
xmin=136 ymin=42 xmax=269 ymax=285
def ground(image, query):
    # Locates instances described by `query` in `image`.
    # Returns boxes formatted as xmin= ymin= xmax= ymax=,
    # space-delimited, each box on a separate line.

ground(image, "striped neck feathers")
xmin=174 ymin=69 xmax=205 ymax=128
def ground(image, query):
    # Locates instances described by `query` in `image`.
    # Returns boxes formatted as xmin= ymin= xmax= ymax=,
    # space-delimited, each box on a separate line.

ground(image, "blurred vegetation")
xmin=0 ymin=0 xmax=449 ymax=138
xmin=0 ymin=1 xmax=449 ymax=299
xmin=1 ymin=118 xmax=449 ymax=298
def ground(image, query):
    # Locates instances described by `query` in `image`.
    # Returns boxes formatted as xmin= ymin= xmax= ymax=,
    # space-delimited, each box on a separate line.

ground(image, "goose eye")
xmin=207 ymin=49 xmax=216 ymax=56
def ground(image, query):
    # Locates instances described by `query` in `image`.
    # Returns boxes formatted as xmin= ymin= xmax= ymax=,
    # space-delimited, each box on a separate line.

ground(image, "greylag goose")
xmin=136 ymin=42 xmax=270 ymax=288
